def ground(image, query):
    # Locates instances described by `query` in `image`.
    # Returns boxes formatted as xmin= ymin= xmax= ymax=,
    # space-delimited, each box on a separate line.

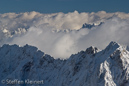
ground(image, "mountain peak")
xmin=104 ymin=41 xmax=121 ymax=52
xmin=108 ymin=41 xmax=120 ymax=46
xmin=85 ymin=46 xmax=99 ymax=54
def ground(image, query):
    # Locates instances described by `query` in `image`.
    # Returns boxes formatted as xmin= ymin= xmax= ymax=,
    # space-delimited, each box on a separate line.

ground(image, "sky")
xmin=0 ymin=0 xmax=129 ymax=13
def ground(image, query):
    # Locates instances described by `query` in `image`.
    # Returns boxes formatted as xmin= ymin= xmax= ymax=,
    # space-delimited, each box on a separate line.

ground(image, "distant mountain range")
xmin=82 ymin=22 xmax=104 ymax=29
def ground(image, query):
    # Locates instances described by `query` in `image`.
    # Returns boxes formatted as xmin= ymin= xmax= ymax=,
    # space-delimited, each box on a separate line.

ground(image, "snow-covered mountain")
xmin=0 ymin=42 xmax=129 ymax=86
xmin=82 ymin=22 xmax=104 ymax=29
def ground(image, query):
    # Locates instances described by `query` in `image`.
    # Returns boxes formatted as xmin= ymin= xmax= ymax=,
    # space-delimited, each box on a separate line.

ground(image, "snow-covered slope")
xmin=0 ymin=42 xmax=129 ymax=86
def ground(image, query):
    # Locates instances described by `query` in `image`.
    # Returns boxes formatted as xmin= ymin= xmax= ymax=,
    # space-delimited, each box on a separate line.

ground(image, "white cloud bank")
xmin=0 ymin=11 xmax=129 ymax=59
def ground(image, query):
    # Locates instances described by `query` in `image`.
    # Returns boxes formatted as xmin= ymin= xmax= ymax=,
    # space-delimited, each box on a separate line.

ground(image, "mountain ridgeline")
xmin=0 ymin=42 xmax=129 ymax=86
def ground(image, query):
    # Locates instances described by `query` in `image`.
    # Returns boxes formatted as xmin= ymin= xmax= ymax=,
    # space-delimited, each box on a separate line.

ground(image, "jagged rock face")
xmin=82 ymin=23 xmax=95 ymax=29
xmin=0 ymin=42 xmax=129 ymax=86
xmin=85 ymin=46 xmax=99 ymax=54
xmin=82 ymin=22 xmax=103 ymax=29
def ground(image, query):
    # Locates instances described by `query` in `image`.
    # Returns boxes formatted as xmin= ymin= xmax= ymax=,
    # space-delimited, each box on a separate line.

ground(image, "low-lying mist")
xmin=0 ymin=11 xmax=129 ymax=59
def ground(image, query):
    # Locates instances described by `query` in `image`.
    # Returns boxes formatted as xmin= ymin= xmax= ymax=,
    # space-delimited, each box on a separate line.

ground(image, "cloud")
xmin=77 ymin=17 xmax=129 ymax=50
xmin=7 ymin=17 xmax=129 ymax=59
xmin=0 ymin=11 xmax=129 ymax=59
xmin=7 ymin=26 xmax=90 ymax=58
